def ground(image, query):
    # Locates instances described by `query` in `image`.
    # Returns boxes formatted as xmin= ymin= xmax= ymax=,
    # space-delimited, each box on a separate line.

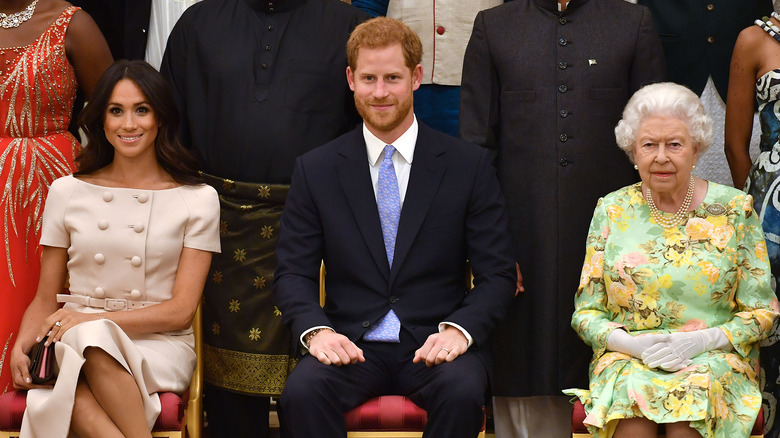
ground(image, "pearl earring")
xmin=692 ymin=164 xmax=696 ymax=170
xmin=633 ymin=164 xmax=638 ymax=170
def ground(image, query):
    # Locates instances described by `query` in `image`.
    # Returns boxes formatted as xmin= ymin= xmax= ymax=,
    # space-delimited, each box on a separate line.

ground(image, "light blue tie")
xmin=364 ymin=145 xmax=401 ymax=343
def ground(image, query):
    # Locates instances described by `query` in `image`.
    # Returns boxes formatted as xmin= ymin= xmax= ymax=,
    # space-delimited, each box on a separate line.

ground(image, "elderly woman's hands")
xmin=642 ymin=328 xmax=733 ymax=372
xmin=606 ymin=329 xmax=670 ymax=359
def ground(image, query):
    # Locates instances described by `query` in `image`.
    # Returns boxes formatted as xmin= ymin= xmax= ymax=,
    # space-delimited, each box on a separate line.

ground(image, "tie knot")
xmin=383 ymin=145 xmax=396 ymax=161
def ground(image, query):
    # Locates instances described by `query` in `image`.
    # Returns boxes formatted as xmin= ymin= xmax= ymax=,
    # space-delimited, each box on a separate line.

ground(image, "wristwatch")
xmin=304 ymin=328 xmax=333 ymax=348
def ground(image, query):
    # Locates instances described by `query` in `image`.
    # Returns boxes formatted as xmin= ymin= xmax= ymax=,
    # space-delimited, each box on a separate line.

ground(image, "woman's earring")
xmin=692 ymin=164 xmax=697 ymax=170
xmin=633 ymin=164 xmax=638 ymax=170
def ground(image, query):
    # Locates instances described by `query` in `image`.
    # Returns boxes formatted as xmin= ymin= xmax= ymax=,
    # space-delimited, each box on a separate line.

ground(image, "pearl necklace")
xmin=645 ymin=176 xmax=695 ymax=229
xmin=0 ymin=0 xmax=39 ymax=29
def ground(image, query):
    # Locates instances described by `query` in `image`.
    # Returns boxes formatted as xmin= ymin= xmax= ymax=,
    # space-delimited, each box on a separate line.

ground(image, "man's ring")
xmin=441 ymin=347 xmax=450 ymax=353
xmin=54 ymin=321 xmax=62 ymax=327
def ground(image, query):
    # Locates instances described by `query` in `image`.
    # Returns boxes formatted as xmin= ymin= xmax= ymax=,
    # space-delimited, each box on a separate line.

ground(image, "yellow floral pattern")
xmin=565 ymin=183 xmax=778 ymax=438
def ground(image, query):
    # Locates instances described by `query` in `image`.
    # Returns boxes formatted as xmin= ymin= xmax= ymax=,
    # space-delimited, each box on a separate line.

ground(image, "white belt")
xmin=57 ymin=294 xmax=158 ymax=311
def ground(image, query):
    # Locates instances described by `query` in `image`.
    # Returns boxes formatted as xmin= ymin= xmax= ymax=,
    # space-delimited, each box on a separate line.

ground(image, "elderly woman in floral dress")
xmin=565 ymin=82 xmax=779 ymax=438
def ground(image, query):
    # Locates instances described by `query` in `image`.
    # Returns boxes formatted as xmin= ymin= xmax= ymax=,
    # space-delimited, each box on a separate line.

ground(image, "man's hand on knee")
xmin=413 ymin=326 xmax=469 ymax=367
xmin=309 ymin=330 xmax=365 ymax=366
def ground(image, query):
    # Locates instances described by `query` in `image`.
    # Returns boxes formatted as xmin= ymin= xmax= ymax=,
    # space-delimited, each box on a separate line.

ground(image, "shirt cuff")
xmin=300 ymin=325 xmax=333 ymax=350
xmin=439 ymin=322 xmax=473 ymax=347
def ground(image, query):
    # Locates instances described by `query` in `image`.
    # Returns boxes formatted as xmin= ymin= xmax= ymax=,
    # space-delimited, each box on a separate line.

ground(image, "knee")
xmin=82 ymin=347 xmax=124 ymax=376
xmin=431 ymin=366 xmax=486 ymax=412
xmin=280 ymin=362 xmax=332 ymax=409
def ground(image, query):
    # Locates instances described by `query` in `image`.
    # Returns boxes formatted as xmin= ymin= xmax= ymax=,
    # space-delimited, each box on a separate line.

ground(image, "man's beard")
xmin=354 ymin=93 xmax=413 ymax=134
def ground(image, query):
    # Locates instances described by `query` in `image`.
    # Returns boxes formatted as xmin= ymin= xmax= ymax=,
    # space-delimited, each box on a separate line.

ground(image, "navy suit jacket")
xmin=273 ymin=122 xmax=516 ymax=354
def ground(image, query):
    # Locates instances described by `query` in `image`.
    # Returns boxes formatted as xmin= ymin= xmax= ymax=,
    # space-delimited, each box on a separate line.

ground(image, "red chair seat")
xmin=345 ymin=396 xmax=428 ymax=431
xmin=0 ymin=389 xmax=187 ymax=432
xmin=571 ymin=399 xmax=763 ymax=435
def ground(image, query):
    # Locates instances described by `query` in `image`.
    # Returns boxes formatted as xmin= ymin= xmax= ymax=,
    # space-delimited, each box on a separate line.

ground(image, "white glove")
xmin=606 ymin=329 xmax=670 ymax=359
xmin=642 ymin=328 xmax=732 ymax=371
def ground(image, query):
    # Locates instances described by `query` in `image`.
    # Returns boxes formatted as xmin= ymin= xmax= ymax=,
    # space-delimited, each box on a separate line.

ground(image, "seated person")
xmin=271 ymin=17 xmax=516 ymax=438
xmin=9 ymin=60 xmax=220 ymax=438
xmin=565 ymin=82 xmax=779 ymax=438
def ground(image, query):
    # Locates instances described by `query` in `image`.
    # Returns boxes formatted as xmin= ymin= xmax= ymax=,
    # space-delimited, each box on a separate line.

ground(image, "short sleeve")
xmin=39 ymin=176 xmax=76 ymax=248
xmin=181 ymin=184 xmax=221 ymax=253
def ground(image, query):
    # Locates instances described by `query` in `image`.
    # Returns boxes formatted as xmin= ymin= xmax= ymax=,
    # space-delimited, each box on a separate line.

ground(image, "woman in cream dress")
xmin=8 ymin=60 xmax=219 ymax=438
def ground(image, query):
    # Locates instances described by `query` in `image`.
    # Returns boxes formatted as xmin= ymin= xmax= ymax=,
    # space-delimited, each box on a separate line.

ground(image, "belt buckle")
xmin=104 ymin=298 xmax=127 ymax=311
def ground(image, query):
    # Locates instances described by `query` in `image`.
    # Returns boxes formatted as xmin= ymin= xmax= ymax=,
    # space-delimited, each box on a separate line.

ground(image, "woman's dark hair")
xmin=76 ymin=60 xmax=202 ymax=185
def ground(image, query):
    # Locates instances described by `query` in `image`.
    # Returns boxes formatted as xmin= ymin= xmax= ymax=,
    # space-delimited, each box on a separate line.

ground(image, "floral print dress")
xmin=565 ymin=182 xmax=779 ymax=438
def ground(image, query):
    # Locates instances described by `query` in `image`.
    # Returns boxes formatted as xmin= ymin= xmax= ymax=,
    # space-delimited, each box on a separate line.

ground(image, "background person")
xmin=0 ymin=0 xmax=112 ymax=394
xmin=567 ymin=82 xmax=778 ymax=438
xmin=8 ymin=60 xmax=220 ymax=438
xmin=458 ymin=0 xmax=665 ymax=435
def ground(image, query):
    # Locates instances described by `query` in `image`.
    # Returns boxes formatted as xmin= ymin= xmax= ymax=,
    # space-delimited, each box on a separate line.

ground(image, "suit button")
xmin=362 ymin=321 xmax=371 ymax=328
xmin=559 ymin=158 xmax=569 ymax=167
xmin=390 ymin=296 xmax=399 ymax=304
xmin=131 ymin=256 xmax=142 ymax=267
xmin=133 ymin=222 xmax=145 ymax=233
xmin=706 ymin=36 xmax=715 ymax=44
xmin=558 ymin=61 xmax=567 ymax=70
xmin=94 ymin=287 xmax=105 ymax=297
xmin=94 ymin=253 xmax=105 ymax=264
xmin=558 ymin=84 xmax=567 ymax=93
xmin=102 ymin=191 xmax=113 ymax=202
xmin=98 ymin=220 xmax=109 ymax=230
xmin=558 ymin=38 xmax=567 ymax=46
xmin=559 ymin=109 xmax=568 ymax=118
xmin=137 ymin=193 xmax=149 ymax=203
xmin=558 ymin=17 xmax=567 ymax=25
xmin=706 ymin=3 xmax=714 ymax=11
xmin=559 ymin=134 xmax=568 ymax=142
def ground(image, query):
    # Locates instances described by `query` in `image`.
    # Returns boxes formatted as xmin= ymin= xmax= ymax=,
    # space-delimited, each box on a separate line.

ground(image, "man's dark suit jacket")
xmin=273 ymin=122 xmax=516 ymax=356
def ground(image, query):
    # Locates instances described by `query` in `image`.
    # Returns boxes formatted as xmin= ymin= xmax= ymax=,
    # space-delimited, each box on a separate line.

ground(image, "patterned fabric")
xmin=200 ymin=173 xmax=296 ymax=395
xmin=565 ymin=182 xmax=779 ymax=438
xmin=0 ymin=7 xmax=80 ymax=394
xmin=365 ymin=145 xmax=402 ymax=342
xmin=744 ymin=25 xmax=780 ymax=437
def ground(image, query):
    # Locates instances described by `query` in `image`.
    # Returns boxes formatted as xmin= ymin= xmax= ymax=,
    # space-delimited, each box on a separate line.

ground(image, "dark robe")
xmin=638 ymin=0 xmax=773 ymax=101
xmin=459 ymin=0 xmax=665 ymax=396
xmin=160 ymin=0 xmax=367 ymax=396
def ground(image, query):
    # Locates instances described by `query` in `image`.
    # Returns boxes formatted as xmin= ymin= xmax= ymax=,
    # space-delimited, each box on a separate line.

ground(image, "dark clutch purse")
xmin=28 ymin=337 xmax=56 ymax=384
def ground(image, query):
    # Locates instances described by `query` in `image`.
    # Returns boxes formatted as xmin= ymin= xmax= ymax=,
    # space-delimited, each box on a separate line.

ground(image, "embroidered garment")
xmin=0 ymin=6 xmax=81 ymax=394
xmin=565 ymin=182 xmax=779 ymax=438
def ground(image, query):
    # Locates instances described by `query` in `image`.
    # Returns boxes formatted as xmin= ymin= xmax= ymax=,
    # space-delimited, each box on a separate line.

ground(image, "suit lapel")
xmin=391 ymin=125 xmax=446 ymax=282
xmin=336 ymin=129 xmax=391 ymax=279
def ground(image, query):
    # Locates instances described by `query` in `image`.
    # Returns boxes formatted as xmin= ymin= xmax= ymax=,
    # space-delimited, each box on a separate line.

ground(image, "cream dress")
xmin=20 ymin=175 xmax=220 ymax=437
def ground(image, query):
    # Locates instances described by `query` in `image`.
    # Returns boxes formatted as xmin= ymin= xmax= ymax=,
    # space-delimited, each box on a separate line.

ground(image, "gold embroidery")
xmin=260 ymin=225 xmax=274 ymax=239
xmin=258 ymin=185 xmax=271 ymax=199
xmin=212 ymin=322 xmax=221 ymax=335
xmin=253 ymin=276 xmax=266 ymax=289
xmin=219 ymin=220 xmax=228 ymax=234
xmin=203 ymin=344 xmax=297 ymax=395
xmin=222 ymin=179 xmax=236 ymax=191
xmin=233 ymin=248 xmax=246 ymax=262
xmin=212 ymin=270 xmax=223 ymax=284
xmin=249 ymin=328 xmax=262 ymax=341
xmin=273 ymin=306 xmax=282 ymax=317
xmin=1 ymin=8 xmax=78 ymax=285
xmin=229 ymin=299 xmax=241 ymax=313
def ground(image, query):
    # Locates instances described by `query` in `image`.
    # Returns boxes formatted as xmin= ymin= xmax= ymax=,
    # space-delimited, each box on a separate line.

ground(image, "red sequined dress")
xmin=0 ymin=6 xmax=80 ymax=393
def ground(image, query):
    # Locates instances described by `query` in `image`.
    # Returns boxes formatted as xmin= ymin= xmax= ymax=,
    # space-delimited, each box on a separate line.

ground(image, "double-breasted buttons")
xmin=130 ymin=289 xmax=142 ymax=299
xmin=94 ymin=287 xmax=105 ymax=297
xmin=362 ymin=321 xmax=371 ymax=328
xmin=137 ymin=193 xmax=149 ymax=203
xmin=98 ymin=220 xmax=109 ymax=230
xmin=94 ymin=253 xmax=106 ymax=264
xmin=133 ymin=223 xmax=145 ymax=233
xmin=131 ymin=256 xmax=142 ymax=267
xmin=102 ymin=191 xmax=113 ymax=202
